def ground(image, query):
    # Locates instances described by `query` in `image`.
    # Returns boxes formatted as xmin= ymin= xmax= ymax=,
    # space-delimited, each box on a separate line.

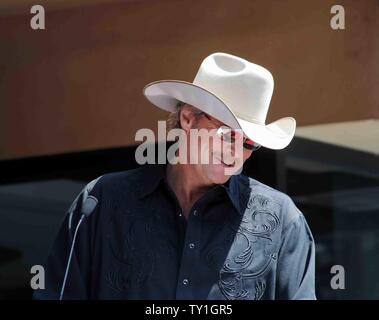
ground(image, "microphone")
xmin=81 ymin=195 xmax=98 ymax=217
xmin=59 ymin=195 xmax=98 ymax=300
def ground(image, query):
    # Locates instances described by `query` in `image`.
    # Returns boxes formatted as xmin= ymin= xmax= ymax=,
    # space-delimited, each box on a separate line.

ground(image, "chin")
xmin=206 ymin=163 xmax=233 ymax=185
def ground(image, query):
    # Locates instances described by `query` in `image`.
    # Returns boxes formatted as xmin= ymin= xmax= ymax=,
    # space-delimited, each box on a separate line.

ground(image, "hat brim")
xmin=143 ymin=80 xmax=296 ymax=150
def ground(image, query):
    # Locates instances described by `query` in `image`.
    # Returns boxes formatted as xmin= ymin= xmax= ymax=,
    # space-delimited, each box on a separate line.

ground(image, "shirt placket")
xmin=175 ymin=207 xmax=201 ymax=299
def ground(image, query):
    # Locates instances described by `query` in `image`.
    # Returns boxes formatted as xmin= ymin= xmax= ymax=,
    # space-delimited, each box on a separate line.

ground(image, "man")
xmin=34 ymin=52 xmax=316 ymax=300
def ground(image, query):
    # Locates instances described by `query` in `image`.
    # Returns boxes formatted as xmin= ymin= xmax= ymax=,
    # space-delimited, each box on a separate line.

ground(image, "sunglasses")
xmin=202 ymin=113 xmax=262 ymax=151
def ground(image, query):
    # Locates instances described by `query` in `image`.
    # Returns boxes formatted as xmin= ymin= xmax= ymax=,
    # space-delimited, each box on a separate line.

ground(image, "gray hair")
xmin=166 ymin=101 xmax=203 ymax=131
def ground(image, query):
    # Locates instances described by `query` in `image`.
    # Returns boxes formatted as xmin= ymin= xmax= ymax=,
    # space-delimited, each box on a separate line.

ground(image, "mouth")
xmin=222 ymin=160 xmax=235 ymax=167
xmin=214 ymin=157 xmax=235 ymax=167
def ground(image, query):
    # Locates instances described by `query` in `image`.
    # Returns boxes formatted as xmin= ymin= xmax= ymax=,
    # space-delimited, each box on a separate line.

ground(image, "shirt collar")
xmin=137 ymin=164 xmax=244 ymax=215
xmin=137 ymin=164 xmax=167 ymax=199
xmin=220 ymin=174 xmax=242 ymax=214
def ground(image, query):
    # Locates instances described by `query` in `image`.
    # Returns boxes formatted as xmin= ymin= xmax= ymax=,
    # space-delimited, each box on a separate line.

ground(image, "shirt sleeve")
xmin=275 ymin=212 xmax=316 ymax=300
xmin=33 ymin=178 xmax=101 ymax=300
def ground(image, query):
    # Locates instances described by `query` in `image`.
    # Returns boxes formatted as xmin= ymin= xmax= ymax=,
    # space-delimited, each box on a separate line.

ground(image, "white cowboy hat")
xmin=143 ymin=52 xmax=296 ymax=150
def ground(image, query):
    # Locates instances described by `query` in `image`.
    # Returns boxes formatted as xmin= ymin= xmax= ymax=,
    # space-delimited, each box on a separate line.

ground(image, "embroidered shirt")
xmin=33 ymin=164 xmax=316 ymax=300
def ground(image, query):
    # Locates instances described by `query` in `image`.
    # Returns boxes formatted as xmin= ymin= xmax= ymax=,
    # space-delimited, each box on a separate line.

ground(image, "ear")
xmin=179 ymin=105 xmax=197 ymax=132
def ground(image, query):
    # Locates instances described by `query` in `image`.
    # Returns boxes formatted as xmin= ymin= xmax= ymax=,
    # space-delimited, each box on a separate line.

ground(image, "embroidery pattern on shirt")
xmin=106 ymin=214 xmax=156 ymax=292
xmin=106 ymin=199 xmax=177 ymax=294
xmin=205 ymin=192 xmax=281 ymax=300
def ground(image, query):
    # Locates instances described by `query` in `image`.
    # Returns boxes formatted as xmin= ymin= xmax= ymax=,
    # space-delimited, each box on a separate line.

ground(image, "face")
xmin=179 ymin=105 xmax=257 ymax=185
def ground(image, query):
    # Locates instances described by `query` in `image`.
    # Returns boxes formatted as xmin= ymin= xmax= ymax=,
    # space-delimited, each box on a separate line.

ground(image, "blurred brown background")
xmin=0 ymin=0 xmax=378 ymax=160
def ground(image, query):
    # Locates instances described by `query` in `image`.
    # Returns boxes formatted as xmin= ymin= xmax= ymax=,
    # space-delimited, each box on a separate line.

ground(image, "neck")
xmin=166 ymin=164 xmax=213 ymax=218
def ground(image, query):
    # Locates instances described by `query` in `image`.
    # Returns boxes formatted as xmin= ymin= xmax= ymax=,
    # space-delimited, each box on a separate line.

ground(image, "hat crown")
xmin=193 ymin=52 xmax=274 ymax=124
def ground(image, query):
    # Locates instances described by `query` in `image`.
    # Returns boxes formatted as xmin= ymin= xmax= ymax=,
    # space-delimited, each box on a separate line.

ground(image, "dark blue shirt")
xmin=34 ymin=164 xmax=316 ymax=300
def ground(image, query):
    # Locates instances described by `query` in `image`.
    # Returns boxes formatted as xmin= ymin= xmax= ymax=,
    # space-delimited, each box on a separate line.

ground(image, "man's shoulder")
xmin=236 ymin=174 xmax=304 ymax=231
xmin=87 ymin=165 xmax=161 ymax=195
xmin=237 ymin=173 xmax=290 ymax=203
xmin=100 ymin=165 xmax=154 ymax=182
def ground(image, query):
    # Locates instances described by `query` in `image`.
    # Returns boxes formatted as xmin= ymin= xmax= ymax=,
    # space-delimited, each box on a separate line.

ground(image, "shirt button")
xmin=183 ymin=279 xmax=189 ymax=286
xmin=193 ymin=210 xmax=198 ymax=216
xmin=189 ymin=243 xmax=195 ymax=249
